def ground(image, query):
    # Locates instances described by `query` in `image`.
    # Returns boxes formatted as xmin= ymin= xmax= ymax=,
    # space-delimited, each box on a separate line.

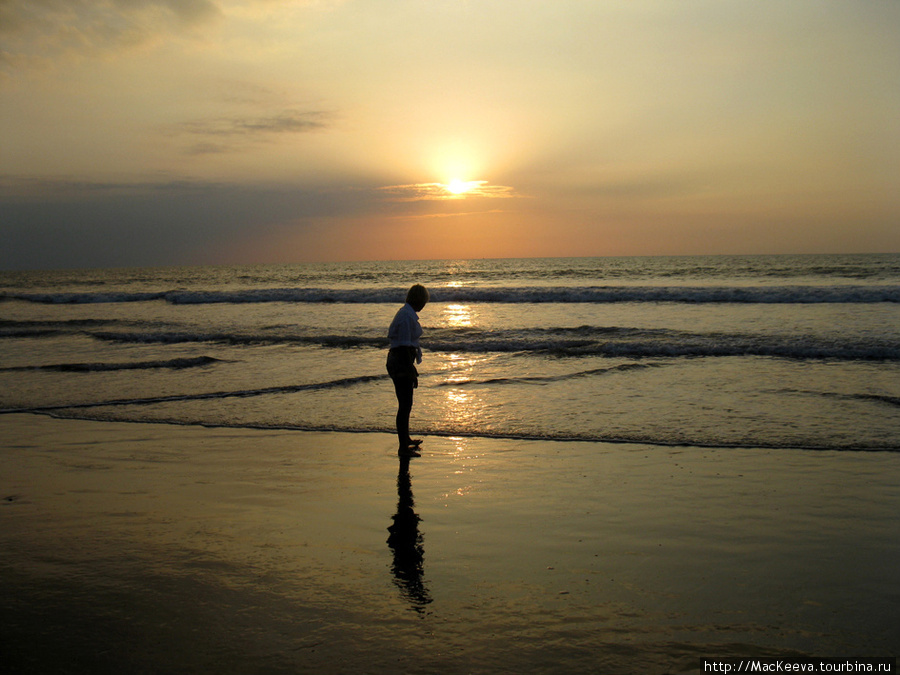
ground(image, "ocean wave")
xmin=433 ymin=285 xmax=900 ymax=304
xmin=434 ymin=363 xmax=659 ymax=386
xmin=0 ymin=374 xmax=388 ymax=415
xmin=0 ymin=356 xmax=223 ymax=373
xmin=0 ymin=318 xmax=120 ymax=339
xmin=4 ymin=369 xmax=897 ymax=452
xmin=4 ymin=291 xmax=168 ymax=304
xmin=4 ymin=284 xmax=899 ymax=305
xmin=804 ymin=390 xmax=900 ymax=408
xmin=87 ymin=325 xmax=900 ymax=362
xmin=15 ymin=409 xmax=898 ymax=453
xmin=430 ymin=325 xmax=900 ymax=361
xmin=91 ymin=330 xmax=387 ymax=349
xmin=5 ymin=314 xmax=896 ymax=362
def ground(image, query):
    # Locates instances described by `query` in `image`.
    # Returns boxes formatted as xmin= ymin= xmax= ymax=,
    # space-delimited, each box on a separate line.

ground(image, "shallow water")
xmin=1 ymin=254 xmax=899 ymax=451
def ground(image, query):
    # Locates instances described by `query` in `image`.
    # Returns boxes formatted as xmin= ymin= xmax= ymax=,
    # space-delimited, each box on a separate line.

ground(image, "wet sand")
xmin=1 ymin=413 xmax=898 ymax=673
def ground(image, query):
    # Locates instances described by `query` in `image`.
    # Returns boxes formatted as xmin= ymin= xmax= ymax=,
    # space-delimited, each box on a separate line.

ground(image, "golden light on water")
xmin=438 ymin=353 xmax=483 ymax=430
xmin=446 ymin=387 xmax=473 ymax=410
xmin=440 ymin=351 xmax=482 ymax=376
xmin=442 ymin=436 xmax=476 ymax=501
xmin=443 ymin=303 xmax=474 ymax=328
xmin=434 ymin=352 xmax=493 ymax=504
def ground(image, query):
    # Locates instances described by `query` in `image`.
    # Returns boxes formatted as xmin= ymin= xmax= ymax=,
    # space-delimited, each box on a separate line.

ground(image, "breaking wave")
xmin=4 ymin=284 xmax=900 ymax=305
xmin=86 ymin=325 xmax=900 ymax=362
xmin=0 ymin=375 xmax=387 ymax=415
xmin=0 ymin=356 xmax=223 ymax=373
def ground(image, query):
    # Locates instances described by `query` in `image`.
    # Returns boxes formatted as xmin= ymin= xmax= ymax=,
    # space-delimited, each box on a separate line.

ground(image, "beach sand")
xmin=1 ymin=413 xmax=898 ymax=674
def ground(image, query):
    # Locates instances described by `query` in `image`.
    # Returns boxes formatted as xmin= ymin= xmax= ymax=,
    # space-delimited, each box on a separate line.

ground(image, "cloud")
xmin=179 ymin=110 xmax=331 ymax=137
xmin=0 ymin=0 xmax=222 ymax=69
xmin=174 ymin=109 xmax=333 ymax=154
xmin=0 ymin=175 xmax=384 ymax=269
xmin=378 ymin=181 xmax=518 ymax=202
xmin=0 ymin=174 xmax=228 ymax=199
xmin=388 ymin=209 xmax=507 ymax=221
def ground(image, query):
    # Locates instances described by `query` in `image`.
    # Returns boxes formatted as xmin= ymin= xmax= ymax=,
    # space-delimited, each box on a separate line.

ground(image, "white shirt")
xmin=388 ymin=303 xmax=423 ymax=363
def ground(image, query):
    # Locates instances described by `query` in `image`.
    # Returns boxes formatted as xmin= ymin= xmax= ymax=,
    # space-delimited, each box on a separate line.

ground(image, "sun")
xmin=446 ymin=179 xmax=470 ymax=194
xmin=445 ymin=179 xmax=479 ymax=195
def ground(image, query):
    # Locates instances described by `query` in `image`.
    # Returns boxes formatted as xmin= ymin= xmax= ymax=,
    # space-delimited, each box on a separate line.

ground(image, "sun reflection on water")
xmin=443 ymin=436 xmax=475 ymax=500
xmin=439 ymin=354 xmax=482 ymax=408
xmin=443 ymin=385 xmax=479 ymax=429
xmin=442 ymin=303 xmax=474 ymax=328
xmin=440 ymin=352 xmax=481 ymax=384
xmin=433 ymin=345 xmax=492 ymax=502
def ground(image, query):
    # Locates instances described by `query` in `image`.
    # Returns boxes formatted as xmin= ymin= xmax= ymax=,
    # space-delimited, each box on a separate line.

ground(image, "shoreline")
xmin=2 ymin=413 xmax=898 ymax=673
xmin=7 ymin=409 xmax=897 ymax=454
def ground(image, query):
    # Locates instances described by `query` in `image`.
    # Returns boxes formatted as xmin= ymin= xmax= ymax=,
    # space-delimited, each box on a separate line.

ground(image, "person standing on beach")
xmin=387 ymin=284 xmax=429 ymax=457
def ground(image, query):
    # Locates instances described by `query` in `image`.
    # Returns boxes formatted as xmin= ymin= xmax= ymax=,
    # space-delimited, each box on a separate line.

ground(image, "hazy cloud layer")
xmin=175 ymin=109 xmax=333 ymax=154
xmin=0 ymin=0 xmax=222 ymax=68
xmin=0 ymin=176 xmax=381 ymax=268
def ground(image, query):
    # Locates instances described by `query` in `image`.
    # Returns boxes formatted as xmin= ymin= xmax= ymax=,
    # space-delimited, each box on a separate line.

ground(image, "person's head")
xmin=406 ymin=284 xmax=429 ymax=312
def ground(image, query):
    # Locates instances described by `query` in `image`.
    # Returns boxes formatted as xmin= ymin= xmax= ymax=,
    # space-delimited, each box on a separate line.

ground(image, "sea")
xmin=1 ymin=253 xmax=899 ymax=453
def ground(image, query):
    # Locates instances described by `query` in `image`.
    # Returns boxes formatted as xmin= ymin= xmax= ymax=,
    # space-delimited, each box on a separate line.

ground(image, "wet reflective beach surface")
xmin=2 ymin=415 xmax=898 ymax=674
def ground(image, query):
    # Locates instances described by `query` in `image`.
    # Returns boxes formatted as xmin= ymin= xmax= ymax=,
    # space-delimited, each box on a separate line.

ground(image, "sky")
xmin=1 ymin=0 xmax=899 ymax=270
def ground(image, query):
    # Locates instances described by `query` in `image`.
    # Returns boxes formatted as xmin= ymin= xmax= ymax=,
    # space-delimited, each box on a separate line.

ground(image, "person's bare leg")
xmin=393 ymin=377 xmax=420 ymax=455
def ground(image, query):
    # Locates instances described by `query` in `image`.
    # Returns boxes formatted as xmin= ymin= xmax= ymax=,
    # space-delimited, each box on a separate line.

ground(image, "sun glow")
xmin=377 ymin=178 xmax=515 ymax=201
xmin=446 ymin=179 xmax=478 ymax=195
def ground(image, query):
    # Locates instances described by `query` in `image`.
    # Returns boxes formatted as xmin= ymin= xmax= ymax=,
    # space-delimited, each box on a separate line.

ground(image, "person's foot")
xmin=398 ymin=445 xmax=421 ymax=457
xmin=409 ymin=438 xmax=423 ymax=446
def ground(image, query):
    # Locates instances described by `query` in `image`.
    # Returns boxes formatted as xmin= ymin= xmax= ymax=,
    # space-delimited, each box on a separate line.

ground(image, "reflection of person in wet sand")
xmin=386 ymin=284 xmax=429 ymax=457
xmin=387 ymin=457 xmax=432 ymax=612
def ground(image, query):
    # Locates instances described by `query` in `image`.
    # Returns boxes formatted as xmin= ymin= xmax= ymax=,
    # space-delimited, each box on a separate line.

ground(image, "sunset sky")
xmin=2 ymin=0 xmax=899 ymax=270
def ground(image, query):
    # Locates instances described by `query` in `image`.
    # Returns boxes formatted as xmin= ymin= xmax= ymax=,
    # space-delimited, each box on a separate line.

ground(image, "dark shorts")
xmin=386 ymin=346 xmax=418 ymax=380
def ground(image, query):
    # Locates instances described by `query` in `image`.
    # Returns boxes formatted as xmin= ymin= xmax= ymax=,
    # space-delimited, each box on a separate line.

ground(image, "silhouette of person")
xmin=386 ymin=284 xmax=429 ymax=457
xmin=386 ymin=457 xmax=432 ymax=612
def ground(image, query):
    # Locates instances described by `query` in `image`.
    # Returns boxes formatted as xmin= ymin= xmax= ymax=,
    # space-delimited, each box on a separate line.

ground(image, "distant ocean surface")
xmin=2 ymin=254 xmax=899 ymax=452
